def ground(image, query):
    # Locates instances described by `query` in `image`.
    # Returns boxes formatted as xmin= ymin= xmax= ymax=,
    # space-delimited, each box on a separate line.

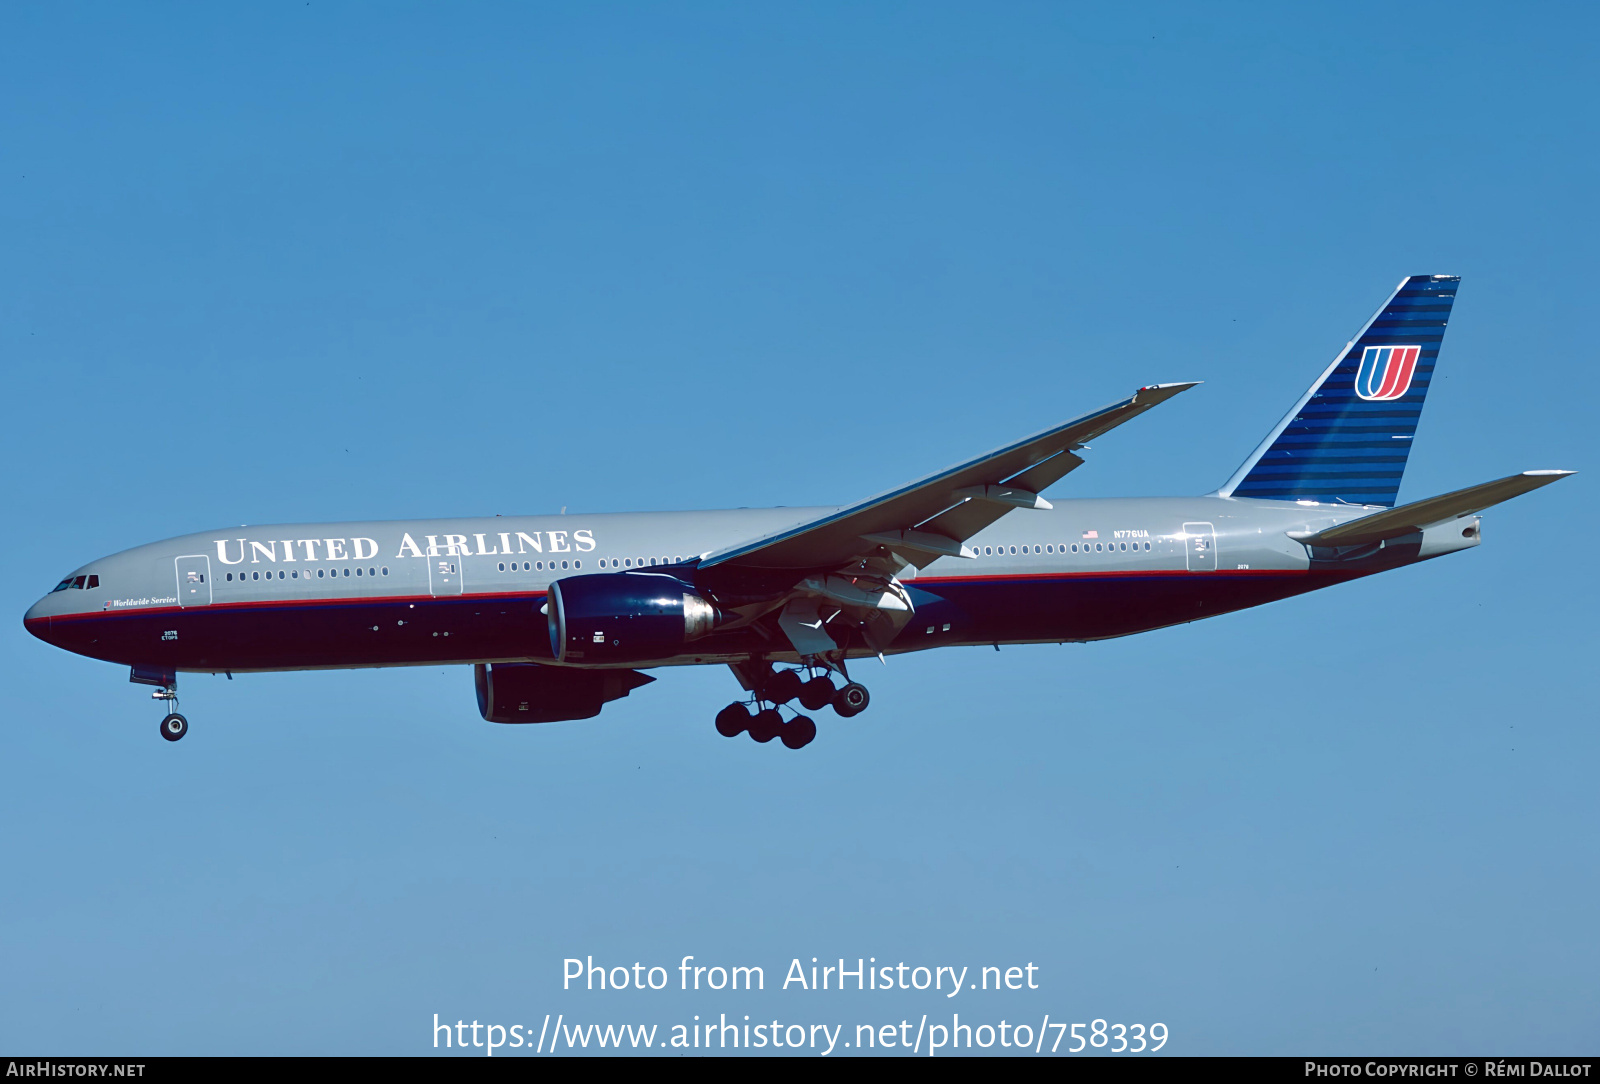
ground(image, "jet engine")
xmin=547 ymin=572 xmax=721 ymax=664
xmin=474 ymin=662 xmax=654 ymax=724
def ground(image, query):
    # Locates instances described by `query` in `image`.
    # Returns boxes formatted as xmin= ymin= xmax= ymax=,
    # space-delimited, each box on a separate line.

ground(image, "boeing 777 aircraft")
xmin=24 ymin=276 xmax=1573 ymax=748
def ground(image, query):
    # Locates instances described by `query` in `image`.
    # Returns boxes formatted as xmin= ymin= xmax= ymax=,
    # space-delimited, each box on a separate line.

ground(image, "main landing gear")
xmin=714 ymin=663 xmax=871 ymax=749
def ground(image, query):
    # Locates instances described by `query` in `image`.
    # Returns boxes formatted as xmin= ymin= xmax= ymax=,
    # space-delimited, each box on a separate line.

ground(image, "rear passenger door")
xmin=1182 ymin=523 xmax=1216 ymax=572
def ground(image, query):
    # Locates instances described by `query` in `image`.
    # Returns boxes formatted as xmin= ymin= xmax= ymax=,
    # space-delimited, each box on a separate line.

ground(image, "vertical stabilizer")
xmin=1219 ymin=275 xmax=1458 ymax=507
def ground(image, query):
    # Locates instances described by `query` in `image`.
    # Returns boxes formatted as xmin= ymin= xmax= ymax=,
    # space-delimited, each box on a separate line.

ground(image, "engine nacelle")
xmin=474 ymin=662 xmax=654 ymax=723
xmin=547 ymin=572 xmax=720 ymax=664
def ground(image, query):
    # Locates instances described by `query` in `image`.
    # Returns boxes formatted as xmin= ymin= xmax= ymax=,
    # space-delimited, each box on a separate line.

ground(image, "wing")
xmin=703 ymin=382 xmax=1199 ymax=572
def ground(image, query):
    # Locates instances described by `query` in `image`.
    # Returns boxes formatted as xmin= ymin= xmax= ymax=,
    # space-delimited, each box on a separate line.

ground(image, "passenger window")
xmin=226 ymin=573 xmax=233 ymax=581
xmin=498 ymin=563 xmax=505 ymax=572
xmin=382 ymin=567 xmax=389 ymax=575
xmin=561 ymin=560 xmax=569 ymax=570
xmin=292 ymin=570 xmax=298 ymax=578
xmin=1095 ymin=543 xmax=1102 ymax=552
xmin=317 ymin=569 xmax=324 ymax=578
xmin=575 ymin=560 xmax=582 ymax=569
xmin=343 ymin=568 xmax=350 ymax=577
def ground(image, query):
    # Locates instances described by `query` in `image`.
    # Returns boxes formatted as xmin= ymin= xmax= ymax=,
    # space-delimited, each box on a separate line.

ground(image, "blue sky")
xmin=1 ymin=3 xmax=1594 ymax=1055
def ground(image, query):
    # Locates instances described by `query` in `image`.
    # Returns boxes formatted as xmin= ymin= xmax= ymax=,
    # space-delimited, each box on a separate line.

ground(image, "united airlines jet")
xmin=24 ymin=276 xmax=1572 ymax=748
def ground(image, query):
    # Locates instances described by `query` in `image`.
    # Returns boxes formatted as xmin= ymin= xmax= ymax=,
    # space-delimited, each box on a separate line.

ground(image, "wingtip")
xmin=1523 ymin=469 xmax=1577 ymax=478
xmin=1134 ymin=381 xmax=1201 ymax=404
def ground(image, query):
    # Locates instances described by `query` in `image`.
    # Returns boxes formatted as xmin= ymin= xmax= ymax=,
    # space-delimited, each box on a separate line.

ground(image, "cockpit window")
xmin=72 ymin=576 xmax=87 ymax=589
xmin=86 ymin=574 xmax=99 ymax=589
xmin=52 ymin=578 xmax=73 ymax=592
xmin=51 ymin=574 xmax=98 ymax=591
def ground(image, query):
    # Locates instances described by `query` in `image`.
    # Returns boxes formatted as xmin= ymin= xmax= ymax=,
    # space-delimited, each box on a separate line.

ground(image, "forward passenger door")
xmin=175 ymin=555 xmax=213 ymax=606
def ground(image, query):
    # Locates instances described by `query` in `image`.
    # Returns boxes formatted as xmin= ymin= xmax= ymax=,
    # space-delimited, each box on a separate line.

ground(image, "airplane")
xmin=24 ymin=275 xmax=1574 ymax=748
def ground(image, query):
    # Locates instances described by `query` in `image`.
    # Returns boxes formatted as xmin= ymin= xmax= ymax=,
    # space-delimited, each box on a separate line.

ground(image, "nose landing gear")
xmin=159 ymin=712 xmax=189 ymax=741
xmin=145 ymin=677 xmax=188 ymax=742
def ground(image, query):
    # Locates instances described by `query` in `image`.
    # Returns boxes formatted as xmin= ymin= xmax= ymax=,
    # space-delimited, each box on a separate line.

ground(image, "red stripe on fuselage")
xmin=43 ymin=565 xmax=1305 ymax=623
xmin=917 ymin=567 xmax=1304 ymax=586
xmin=40 ymin=568 xmax=1310 ymax=627
xmin=43 ymin=590 xmax=550 ymax=624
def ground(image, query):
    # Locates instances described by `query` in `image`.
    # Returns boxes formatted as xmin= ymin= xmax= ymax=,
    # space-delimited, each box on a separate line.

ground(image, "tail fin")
xmin=1219 ymin=275 xmax=1459 ymax=507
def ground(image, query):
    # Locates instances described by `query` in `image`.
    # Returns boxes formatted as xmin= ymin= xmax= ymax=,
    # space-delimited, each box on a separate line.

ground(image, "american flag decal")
xmin=1082 ymin=530 xmax=1098 ymax=539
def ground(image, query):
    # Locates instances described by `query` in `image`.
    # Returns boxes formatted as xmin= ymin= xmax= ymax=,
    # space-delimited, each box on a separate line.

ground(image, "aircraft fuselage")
xmin=23 ymin=495 xmax=1480 ymax=675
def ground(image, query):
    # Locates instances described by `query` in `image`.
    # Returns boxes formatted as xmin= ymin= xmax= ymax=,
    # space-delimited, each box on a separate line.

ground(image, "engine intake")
xmin=547 ymin=572 xmax=721 ymax=664
xmin=474 ymin=662 xmax=654 ymax=724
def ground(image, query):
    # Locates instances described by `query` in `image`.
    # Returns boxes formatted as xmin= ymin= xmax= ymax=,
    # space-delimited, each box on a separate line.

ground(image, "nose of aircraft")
xmin=24 ymin=595 xmax=55 ymax=643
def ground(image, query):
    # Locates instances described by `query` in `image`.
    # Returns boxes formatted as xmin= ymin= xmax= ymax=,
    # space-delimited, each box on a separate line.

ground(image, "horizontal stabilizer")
xmin=1290 ymin=471 xmax=1575 ymax=547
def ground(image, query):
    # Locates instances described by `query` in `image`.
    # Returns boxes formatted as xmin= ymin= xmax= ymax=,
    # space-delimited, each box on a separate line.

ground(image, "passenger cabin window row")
xmin=52 ymin=574 xmax=100 ymax=592
xmin=977 ymin=542 xmax=1153 ymax=555
xmin=594 ymin=556 xmax=685 ymax=569
xmin=497 ymin=556 xmax=684 ymax=572
xmin=225 ymin=567 xmax=389 ymax=582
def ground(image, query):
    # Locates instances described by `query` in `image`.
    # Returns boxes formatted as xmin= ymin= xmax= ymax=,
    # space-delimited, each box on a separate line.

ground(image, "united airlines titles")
xmin=213 ymin=529 xmax=597 ymax=565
